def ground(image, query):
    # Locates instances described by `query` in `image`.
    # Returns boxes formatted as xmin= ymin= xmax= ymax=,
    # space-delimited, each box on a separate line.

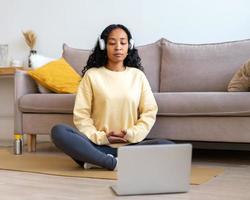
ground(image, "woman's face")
xmin=106 ymin=28 xmax=129 ymax=65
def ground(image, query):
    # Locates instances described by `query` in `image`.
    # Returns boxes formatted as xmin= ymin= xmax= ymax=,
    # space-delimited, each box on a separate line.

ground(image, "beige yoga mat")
xmin=0 ymin=149 xmax=224 ymax=185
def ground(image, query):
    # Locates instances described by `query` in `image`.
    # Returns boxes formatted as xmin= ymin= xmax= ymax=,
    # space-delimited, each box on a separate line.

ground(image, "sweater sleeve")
xmin=124 ymin=74 xmax=158 ymax=143
xmin=73 ymin=73 xmax=110 ymax=145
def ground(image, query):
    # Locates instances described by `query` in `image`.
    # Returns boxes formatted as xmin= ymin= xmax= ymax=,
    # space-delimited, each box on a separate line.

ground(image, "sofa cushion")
xmin=30 ymin=54 xmax=55 ymax=93
xmin=160 ymin=38 xmax=250 ymax=92
xmin=154 ymin=92 xmax=250 ymax=116
xmin=228 ymin=59 xmax=250 ymax=91
xmin=62 ymin=43 xmax=91 ymax=75
xmin=19 ymin=92 xmax=250 ymax=117
xmin=19 ymin=94 xmax=75 ymax=113
xmin=137 ymin=39 xmax=162 ymax=92
xmin=27 ymin=58 xmax=81 ymax=94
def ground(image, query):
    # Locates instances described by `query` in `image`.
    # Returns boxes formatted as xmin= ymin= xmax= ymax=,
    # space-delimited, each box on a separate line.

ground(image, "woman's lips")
xmin=114 ymin=53 xmax=123 ymax=57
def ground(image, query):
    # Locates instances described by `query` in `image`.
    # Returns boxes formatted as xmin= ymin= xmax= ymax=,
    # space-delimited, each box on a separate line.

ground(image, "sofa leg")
xmin=27 ymin=134 xmax=37 ymax=152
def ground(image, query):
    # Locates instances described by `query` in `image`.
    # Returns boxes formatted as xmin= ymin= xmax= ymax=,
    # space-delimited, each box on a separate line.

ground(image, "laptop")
xmin=111 ymin=143 xmax=192 ymax=196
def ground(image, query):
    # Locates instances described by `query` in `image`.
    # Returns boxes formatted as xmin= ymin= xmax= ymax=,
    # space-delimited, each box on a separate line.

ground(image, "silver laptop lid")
xmin=116 ymin=144 xmax=192 ymax=195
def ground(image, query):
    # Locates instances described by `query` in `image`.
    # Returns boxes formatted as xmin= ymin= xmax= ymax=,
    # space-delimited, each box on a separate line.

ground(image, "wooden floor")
xmin=0 ymin=142 xmax=250 ymax=200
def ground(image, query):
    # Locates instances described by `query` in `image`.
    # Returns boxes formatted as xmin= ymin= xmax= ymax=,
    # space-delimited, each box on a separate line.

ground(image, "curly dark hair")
xmin=82 ymin=24 xmax=143 ymax=76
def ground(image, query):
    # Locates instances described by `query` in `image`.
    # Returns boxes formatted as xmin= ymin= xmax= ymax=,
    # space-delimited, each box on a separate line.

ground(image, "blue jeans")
xmin=51 ymin=124 xmax=174 ymax=170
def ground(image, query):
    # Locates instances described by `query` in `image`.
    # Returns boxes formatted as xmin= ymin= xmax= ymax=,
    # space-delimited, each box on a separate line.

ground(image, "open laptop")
xmin=111 ymin=143 xmax=192 ymax=196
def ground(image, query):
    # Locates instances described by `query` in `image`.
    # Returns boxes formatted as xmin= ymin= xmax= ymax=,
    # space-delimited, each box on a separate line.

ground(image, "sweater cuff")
xmin=124 ymin=129 xmax=134 ymax=143
xmin=97 ymin=131 xmax=110 ymax=145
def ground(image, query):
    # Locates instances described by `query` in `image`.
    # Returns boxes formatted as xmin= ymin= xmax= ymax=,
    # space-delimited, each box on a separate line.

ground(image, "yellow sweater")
xmin=73 ymin=66 xmax=158 ymax=146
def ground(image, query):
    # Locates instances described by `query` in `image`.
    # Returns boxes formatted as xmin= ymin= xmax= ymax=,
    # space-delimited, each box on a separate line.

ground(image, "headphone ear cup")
xmin=99 ymin=37 xmax=105 ymax=50
xmin=129 ymin=39 xmax=134 ymax=50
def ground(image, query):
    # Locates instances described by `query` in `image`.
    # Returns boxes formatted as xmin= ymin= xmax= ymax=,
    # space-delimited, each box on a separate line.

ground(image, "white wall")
xmin=0 ymin=0 xmax=250 ymax=65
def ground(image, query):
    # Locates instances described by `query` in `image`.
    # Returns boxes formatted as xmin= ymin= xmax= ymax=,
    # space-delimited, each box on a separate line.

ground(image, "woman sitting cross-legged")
xmin=51 ymin=24 xmax=174 ymax=171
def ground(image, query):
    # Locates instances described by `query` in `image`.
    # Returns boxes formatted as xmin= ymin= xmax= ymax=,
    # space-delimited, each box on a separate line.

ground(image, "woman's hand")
xmin=107 ymin=130 xmax=127 ymax=144
xmin=107 ymin=135 xmax=127 ymax=143
xmin=108 ymin=130 xmax=126 ymax=138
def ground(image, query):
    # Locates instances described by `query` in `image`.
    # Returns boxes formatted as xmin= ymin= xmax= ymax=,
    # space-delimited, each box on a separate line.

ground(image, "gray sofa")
xmin=15 ymin=38 xmax=250 ymax=152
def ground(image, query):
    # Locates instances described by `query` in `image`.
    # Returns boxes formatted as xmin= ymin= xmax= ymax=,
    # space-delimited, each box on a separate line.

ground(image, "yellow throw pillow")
xmin=27 ymin=58 xmax=81 ymax=93
xmin=228 ymin=60 xmax=250 ymax=92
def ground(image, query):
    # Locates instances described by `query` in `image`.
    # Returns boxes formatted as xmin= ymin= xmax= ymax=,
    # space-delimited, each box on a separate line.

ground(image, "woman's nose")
xmin=115 ymin=43 xmax=122 ymax=50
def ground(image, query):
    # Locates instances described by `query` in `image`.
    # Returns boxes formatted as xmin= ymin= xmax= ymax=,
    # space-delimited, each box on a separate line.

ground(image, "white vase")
xmin=28 ymin=49 xmax=37 ymax=68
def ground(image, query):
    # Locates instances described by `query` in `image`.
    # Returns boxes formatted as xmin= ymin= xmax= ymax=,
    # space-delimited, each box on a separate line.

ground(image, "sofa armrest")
xmin=14 ymin=69 xmax=38 ymax=134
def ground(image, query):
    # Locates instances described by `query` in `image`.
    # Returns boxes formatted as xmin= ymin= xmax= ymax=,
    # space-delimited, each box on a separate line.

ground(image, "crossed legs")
xmin=51 ymin=124 xmax=174 ymax=170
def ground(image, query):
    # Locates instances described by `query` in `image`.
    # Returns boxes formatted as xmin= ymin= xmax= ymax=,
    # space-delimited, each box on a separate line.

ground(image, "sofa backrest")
xmin=62 ymin=43 xmax=91 ymax=76
xmin=137 ymin=39 xmax=161 ymax=92
xmin=62 ymin=41 xmax=162 ymax=92
xmin=160 ymin=38 xmax=250 ymax=92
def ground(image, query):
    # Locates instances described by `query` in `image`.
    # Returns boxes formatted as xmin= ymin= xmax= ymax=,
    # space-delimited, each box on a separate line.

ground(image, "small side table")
xmin=0 ymin=67 xmax=24 ymax=76
xmin=0 ymin=67 xmax=26 ymax=148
